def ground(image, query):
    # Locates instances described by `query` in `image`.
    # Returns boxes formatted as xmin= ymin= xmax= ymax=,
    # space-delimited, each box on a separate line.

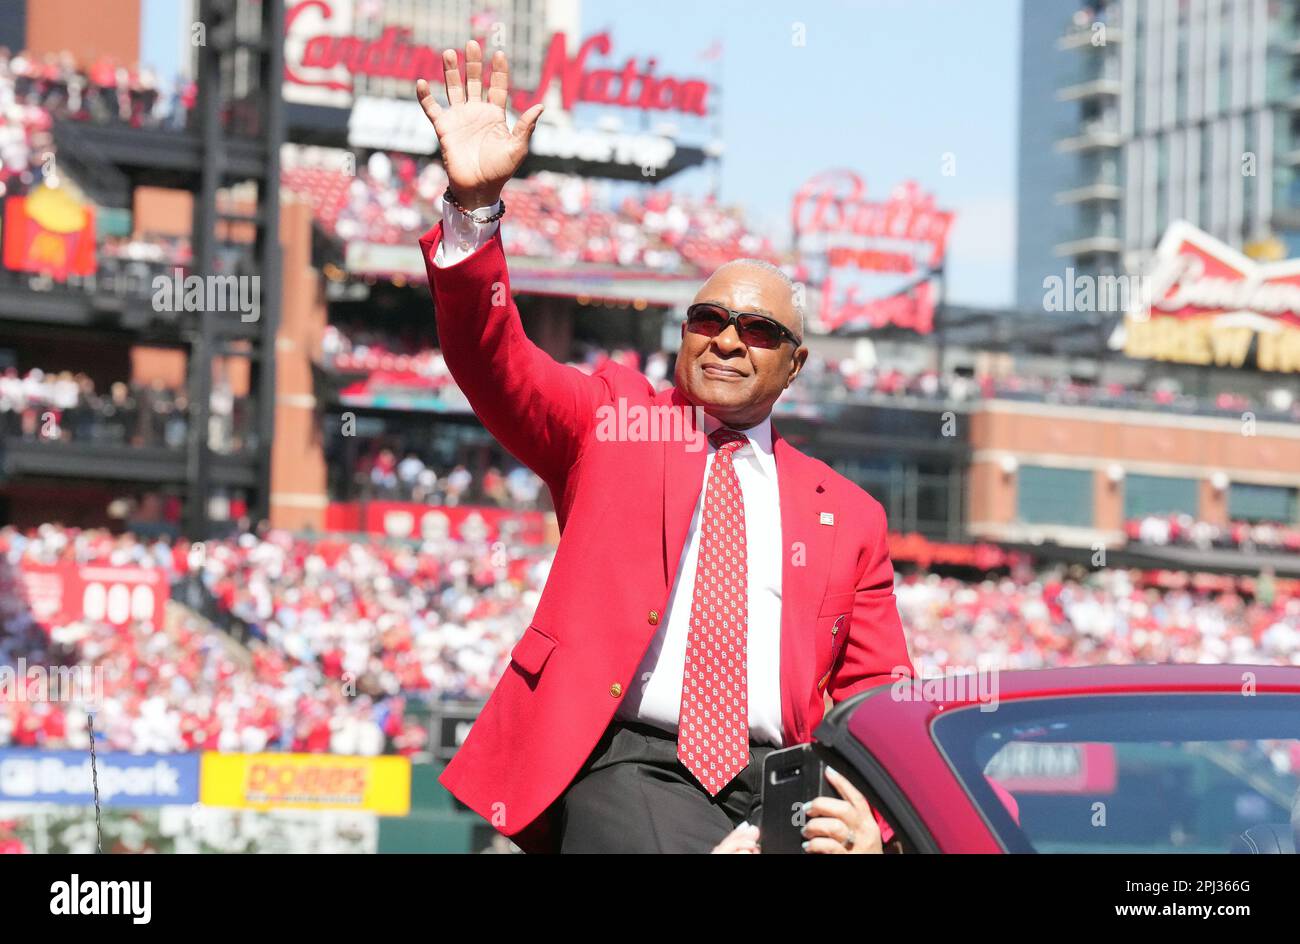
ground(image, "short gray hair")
xmin=709 ymin=258 xmax=805 ymax=341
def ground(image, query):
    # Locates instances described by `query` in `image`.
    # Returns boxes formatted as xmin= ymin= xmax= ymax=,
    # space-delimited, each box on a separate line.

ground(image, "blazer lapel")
xmin=774 ymin=425 xmax=835 ymax=745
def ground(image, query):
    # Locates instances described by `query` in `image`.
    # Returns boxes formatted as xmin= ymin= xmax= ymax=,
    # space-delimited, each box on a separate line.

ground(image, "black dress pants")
xmin=558 ymin=721 xmax=775 ymax=853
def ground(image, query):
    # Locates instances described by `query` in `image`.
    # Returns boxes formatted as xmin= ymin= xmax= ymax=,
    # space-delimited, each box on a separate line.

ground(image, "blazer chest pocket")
xmin=510 ymin=625 xmax=557 ymax=676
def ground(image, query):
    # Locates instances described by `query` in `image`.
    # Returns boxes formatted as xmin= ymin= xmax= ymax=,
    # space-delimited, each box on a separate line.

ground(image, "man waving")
xmin=416 ymin=42 xmax=911 ymax=853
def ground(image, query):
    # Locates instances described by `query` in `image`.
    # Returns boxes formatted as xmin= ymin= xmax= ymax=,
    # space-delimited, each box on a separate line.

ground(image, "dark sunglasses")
xmin=685 ymin=303 xmax=802 ymax=350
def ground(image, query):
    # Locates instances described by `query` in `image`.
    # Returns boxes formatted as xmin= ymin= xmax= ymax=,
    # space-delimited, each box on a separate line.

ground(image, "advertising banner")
xmin=1 ymin=185 xmax=97 ymax=281
xmin=1112 ymin=220 xmax=1300 ymax=373
xmin=15 ymin=562 xmax=169 ymax=629
xmin=985 ymin=743 xmax=1118 ymax=794
xmin=200 ymin=753 xmax=411 ymax=815
xmin=0 ymin=749 xmax=200 ymax=806
xmin=793 ymin=170 xmax=953 ymax=334
xmin=284 ymin=0 xmax=710 ymax=116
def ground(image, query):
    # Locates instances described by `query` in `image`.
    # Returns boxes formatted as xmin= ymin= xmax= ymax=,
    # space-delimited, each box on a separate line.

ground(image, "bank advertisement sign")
xmin=0 ymin=750 xmax=201 ymax=806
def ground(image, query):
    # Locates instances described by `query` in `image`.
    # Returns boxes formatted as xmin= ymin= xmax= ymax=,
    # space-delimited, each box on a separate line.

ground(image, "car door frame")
xmin=814 ymin=683 xmax=1007 ymax=853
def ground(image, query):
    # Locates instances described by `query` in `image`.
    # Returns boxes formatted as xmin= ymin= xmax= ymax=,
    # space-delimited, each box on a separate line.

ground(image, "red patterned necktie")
xmin=677 ymin=427 xmax=750 ymax=796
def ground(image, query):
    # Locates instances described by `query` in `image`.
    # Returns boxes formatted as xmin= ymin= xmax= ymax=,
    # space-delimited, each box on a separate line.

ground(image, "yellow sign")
xmin=1123 ymin=315 xmax=1300 ymax=373
xmin=1244 ymin=236 xmax=1286 ymax=262
xmin=25 ymin=181 xmax=90 ymax=234
xmin=200 ymin=753 xmax=411 ymax=815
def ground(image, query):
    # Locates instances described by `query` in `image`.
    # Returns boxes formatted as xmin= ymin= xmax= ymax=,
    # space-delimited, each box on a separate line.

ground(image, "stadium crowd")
xmin=0 ymin=524 xmax=554 ymax=755
xmin=896 ymin=567 xmax=1300 ymax=677
xmin=322 ymin=323 xmax=466 ymax=412
xmin=323 ymin=323 xmax=672 ymax=417
xmin=0 ymin=368 xmax=249 ymax=453
xmin=3 ymin=522 xmax=1299 ymax=757
xmin=0 ymin=45 xmax=200 ymax=310
xmin=1126 ymin=514 xmax=1300 ymax=554
xmin=321 ymin=319 xmax=1300 ymax=425
xmin=99 ymin=233 xmax=192 ymax=269
xmin=283 ymin=151 xmax=780 ymax=275
xmin=0 ymin=369 xmax=187 ymax=447
xmin=0 ymin=47 xmax=194 ymax=218
xmin=0 ymin=47 xmax=193 ymax=132
xmin=786 ymin=353 xmax=1300 ymax=422
xmin=352 ymin=449 xmax=545 ymax=510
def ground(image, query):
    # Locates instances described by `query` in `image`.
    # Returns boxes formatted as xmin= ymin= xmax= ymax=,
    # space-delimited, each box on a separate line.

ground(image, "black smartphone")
xmin=758 ymin=743 xmax=831 ymax=854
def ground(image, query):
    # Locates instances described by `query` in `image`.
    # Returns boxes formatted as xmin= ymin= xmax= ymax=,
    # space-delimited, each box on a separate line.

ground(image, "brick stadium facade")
xmin=969 ymin=401 xmax=1300 ymax=546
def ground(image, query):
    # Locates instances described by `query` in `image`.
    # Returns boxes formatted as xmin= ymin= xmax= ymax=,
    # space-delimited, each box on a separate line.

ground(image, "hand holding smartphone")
xmin=758 ymin=743 xmax=830 ymax=854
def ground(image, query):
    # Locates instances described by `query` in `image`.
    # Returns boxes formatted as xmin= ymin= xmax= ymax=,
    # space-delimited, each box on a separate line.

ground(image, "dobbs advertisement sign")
xmin=200 ymin=753 xmax=411 ymax=815
xmin=1113 ymin=221 xmax=1300 ymax=373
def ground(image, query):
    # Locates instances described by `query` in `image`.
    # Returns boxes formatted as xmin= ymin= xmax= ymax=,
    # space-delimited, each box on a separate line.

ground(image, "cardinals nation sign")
xmin=1112 ymin=221 xmax=1300 ymax=374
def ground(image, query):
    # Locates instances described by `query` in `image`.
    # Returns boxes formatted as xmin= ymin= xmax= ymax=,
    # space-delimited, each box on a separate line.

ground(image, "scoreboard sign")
xmin=17 ymin=562 xmax=169 ymax=629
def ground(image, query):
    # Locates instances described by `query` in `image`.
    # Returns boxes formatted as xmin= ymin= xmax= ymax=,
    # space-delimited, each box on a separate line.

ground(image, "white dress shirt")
xmin=432 ymin=198 xmax=786 ymax=747
xmin=434 ymin=195 xmax=501 ymax=267
xmin=616 ymin=412 xmax=785 ymax=746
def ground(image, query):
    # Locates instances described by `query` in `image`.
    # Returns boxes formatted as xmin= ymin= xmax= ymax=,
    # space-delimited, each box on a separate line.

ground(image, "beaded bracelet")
xmin=443 ymin=188 xmax=506 ymax=224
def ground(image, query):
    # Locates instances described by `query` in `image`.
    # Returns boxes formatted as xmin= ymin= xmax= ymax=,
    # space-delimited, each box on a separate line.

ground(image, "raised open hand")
xmin=416 ymin=41 xmax=544 ymax=209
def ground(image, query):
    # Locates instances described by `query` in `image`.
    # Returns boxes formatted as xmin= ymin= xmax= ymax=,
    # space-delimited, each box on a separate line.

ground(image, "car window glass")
xmin=933 ymin=694 xmax=1300 ymax=853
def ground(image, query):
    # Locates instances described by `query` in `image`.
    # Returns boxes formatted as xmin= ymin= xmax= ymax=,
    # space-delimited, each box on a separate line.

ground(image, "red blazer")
xmin=420 ymin=223 xmax=913 ymax=852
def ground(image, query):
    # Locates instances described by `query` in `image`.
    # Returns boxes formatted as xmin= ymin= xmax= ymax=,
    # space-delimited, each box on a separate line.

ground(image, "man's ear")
xmin=785 ymin=345 xmax=809 ymax=388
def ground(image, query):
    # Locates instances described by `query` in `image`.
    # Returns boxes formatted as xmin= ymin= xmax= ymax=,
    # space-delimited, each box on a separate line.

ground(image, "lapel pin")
xmin=819 ymin=512 xmax=834 ymax=526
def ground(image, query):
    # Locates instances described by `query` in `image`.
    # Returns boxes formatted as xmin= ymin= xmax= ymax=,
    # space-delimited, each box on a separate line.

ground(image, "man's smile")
xmin=701 ymin=362 xmax=749 ymax=379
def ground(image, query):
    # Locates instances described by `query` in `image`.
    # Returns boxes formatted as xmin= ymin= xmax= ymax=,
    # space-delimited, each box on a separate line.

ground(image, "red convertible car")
xmin=807 ymin=664 xmax=1300 ymax=853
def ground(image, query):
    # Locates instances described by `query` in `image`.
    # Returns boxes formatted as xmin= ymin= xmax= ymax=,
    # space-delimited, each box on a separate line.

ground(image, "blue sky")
xmin=140 ymin=0 xmax=1021 ymax=307
xmin=141 ymin=0 xmax=184 ymax=82
xmin=578 ymin=0 xmax=1022 ymax=307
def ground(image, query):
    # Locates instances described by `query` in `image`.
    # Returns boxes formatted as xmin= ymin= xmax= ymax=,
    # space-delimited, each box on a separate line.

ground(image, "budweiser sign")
xmin=284 ymin=0 xmax=710 ymax=115
xmin=825 ymin=280 xmax=936 ymax=334
xmin=1114 ymin=221 xmax=1300 ymax=373
xmin=793 ymin=170 xmax=954 ymax=335
xmin=793 ymin=171 xmax=954 ymax=268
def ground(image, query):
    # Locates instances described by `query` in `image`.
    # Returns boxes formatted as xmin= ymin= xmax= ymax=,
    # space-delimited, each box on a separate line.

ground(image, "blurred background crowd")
xmin=3 ymin=522 xmax=1297 ymax=756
